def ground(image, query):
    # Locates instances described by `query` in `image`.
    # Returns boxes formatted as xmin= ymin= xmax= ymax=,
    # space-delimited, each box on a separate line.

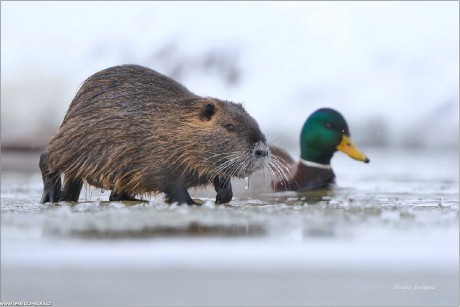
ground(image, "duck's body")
xmin=271 ymin=147 xmax=336 ymax=191
xmin=271 ymin=108 xmax=369 ymax=192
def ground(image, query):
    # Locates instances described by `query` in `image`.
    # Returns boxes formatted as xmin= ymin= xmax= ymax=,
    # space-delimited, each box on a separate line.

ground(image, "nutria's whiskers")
xmin=266 ymin=154 xmax=295 ymax=192
xmin=208 ymin=154 xmax=242 ymax=177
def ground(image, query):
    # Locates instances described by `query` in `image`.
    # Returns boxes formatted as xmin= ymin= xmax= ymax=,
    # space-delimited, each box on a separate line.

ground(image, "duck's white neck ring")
xmin=299 ymin=158 xmax=332 ymax=170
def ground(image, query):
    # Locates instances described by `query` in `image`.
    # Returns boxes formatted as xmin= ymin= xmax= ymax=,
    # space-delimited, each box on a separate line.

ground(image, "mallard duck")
xmin=272 ymin=108 xmax=369 ymax=191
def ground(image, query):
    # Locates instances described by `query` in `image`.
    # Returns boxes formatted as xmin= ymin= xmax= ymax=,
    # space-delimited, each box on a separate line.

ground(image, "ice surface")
xmin=1 ymin=148 xmax=458 ymax=306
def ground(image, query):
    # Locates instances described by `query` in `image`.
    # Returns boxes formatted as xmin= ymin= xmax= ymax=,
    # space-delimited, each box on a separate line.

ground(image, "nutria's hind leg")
xmin=214 ymin=176 xmax=233 ymax=204
xmin=109 ymin=192 xmax=140 ymax=201
xmin=39 ymin=150 xmax=62 ymax=203
xmin=61 ymin=177 xmax=83 ymax=202
xmin=39 ymin=151 xmax=82 ymax=202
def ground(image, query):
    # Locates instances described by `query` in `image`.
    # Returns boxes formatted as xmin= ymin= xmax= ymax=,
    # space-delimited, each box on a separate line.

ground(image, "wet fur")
xmin=40 ymin=65 xmax=267 ymax=204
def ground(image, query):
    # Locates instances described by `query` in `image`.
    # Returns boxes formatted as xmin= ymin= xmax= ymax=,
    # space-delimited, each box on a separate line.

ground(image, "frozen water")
xmin=1 ymin=147 xmax=458 ymax=306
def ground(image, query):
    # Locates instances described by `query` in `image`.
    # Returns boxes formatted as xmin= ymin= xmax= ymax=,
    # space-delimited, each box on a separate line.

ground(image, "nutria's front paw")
xmin=214 ymin=176 xmax=233 ymax=204
xmin=216 ymin=189 xmax=233 ymax=204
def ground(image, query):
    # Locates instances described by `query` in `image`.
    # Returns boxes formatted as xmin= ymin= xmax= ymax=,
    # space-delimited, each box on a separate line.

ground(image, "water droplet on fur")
xmin=84 ymin=184 xmax=90 ymax=201
xmin=60 ymin=174 xmax=65 ymax=191
xmin=244 ymin=176 xmax=250 ymax=190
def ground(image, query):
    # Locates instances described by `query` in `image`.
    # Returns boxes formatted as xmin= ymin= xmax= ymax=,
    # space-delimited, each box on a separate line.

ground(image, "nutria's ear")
xmin=200 ymin=103 xmax=216 ymax=121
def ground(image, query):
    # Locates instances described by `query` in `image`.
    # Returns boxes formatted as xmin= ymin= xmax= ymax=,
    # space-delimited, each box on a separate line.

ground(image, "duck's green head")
xmin=300 ymin=108 xmax=370 ymax=165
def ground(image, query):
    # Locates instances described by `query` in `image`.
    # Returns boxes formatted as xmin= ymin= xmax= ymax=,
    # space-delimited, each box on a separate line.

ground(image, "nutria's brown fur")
xmin=40 ymin=64 xmax=268 ymax=205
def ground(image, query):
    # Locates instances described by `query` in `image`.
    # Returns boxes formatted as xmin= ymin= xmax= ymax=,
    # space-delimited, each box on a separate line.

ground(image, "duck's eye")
xmin=224 ymin=123 xmax=236 ymax=132
xmin=325 ymin=123 xmax=333 ymax=129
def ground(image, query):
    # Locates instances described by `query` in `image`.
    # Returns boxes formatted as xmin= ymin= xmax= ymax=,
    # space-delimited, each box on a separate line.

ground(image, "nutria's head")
xmin=174 ymin=98 xmax=269 ymax=181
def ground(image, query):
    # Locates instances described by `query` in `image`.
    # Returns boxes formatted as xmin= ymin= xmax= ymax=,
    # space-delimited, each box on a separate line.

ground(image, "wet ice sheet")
xmin=2 ymin=202 xmax=458 ymax=270
xmin=1 ymin=148 xmax=459 ymax=306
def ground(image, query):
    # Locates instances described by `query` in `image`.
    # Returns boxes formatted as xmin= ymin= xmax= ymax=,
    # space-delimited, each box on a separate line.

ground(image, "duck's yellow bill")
xmin=337 ymin=135 xmax=370 ymax=163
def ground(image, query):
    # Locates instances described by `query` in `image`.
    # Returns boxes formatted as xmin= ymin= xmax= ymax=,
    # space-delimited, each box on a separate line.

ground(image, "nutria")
xmin=39 ymin=64 xmax=269 ymax=205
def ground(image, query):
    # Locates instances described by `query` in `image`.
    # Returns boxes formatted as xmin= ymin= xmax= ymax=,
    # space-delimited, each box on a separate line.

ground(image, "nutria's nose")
xmin=254 ymin=149 xmax=269 ymax=158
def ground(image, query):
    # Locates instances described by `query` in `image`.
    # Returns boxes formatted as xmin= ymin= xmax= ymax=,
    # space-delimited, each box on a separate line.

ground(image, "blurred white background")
xmin=1 ymin=1 xmax=458 ymax=150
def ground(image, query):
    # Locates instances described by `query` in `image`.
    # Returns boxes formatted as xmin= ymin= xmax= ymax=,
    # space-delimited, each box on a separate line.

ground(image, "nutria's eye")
xmin=200 ymin=104 xmax=216 ymax=121
xmin=324 ymin=123 xmax=333 ymax=129
xmin=224 ymin=123 xmax=236 ymax=132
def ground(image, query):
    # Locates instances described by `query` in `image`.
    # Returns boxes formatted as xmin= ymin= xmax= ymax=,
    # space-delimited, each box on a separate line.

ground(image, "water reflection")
xmin=47 ymin=222 xmax=266 ymax=240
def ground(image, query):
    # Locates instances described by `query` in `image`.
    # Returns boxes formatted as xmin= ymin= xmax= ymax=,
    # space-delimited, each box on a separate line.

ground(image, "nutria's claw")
xmin=214 ymin=176 xmax=233 ymax=204
xmin=109 ymin=192 xmax=141 ymax=201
